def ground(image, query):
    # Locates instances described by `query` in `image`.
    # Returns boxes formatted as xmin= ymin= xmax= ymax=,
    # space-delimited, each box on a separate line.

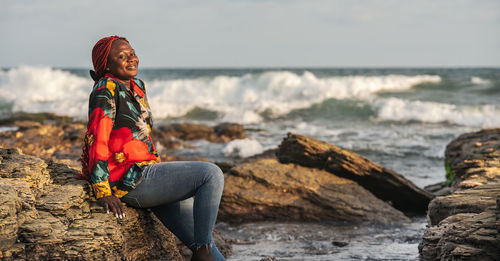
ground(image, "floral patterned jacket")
xmin=87 ymin=73 xmax=159 ymax=199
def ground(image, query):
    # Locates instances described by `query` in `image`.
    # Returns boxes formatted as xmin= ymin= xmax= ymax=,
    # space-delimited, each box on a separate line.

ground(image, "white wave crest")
xmin=0 ymin=66 xmax=441 ymax=123
xmin=470 ymin=76 xmax=491 ymax=85
xmin=145 ymin=71 xmax=441 ymax=123
xmin=373 ymin=98 xmax=500 ymax=128
xmin=0 ymin=66 xmax=91 ymax=118
xmin=222 ymin=139 xmax=264 ymax=158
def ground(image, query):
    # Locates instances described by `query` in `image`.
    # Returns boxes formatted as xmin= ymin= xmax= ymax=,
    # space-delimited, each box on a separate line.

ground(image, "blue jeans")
xmin=120 ymin=161 xmax=226 ymax=261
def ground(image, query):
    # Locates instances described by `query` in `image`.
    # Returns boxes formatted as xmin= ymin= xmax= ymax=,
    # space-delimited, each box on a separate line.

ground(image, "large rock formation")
xmin=276 ymin=133 xmax=433 ymax=213
xmin=419 ymin=129 xmax=500 ymax=261
xmin=0 ymin=148 xmax=231 ymax=260
xmin=444 ymin=128 xmax=500 ymax=190
xmin=219 ymin=157 xmax=410 ymax=224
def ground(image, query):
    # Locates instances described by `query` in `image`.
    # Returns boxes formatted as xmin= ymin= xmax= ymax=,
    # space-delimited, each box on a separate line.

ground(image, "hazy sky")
xmin=2 ymin=0 xmax=499 ymax=68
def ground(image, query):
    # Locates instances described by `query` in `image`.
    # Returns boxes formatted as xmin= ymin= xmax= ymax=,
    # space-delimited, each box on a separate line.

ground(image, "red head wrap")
xmin=90 ymin=35 xmax=128 ymax=82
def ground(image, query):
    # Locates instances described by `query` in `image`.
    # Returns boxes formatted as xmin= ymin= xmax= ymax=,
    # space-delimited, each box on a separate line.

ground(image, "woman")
xmin=79 ymin=36 xmax=225 ymax=261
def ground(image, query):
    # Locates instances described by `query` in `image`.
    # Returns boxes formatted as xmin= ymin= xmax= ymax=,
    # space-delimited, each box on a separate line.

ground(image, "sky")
xmin=1 ymin=0 xmax=500 ymax=68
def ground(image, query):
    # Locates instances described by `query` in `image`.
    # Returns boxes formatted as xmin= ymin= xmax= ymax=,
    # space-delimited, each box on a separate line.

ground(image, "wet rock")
xmin=419 ymin=128 xmax=500 ymax=261
xmin=157 ymin=123 xmax=218 ymax=142
xmin=445 ymin=128 xmax=500 ymax=190
xmin=153 ymin=122 xmax=247 ymax=148
xmin=213 ymin=122 xmax=247 ymax=142
xmin=427 ymin=183 xmax=500 ymax=226
xmin=219 ymin=158 xmax=410 ymax=224
xmin=0 ymin=112 xmax=74 ymax=126
xmin=0 ymin=148 xmax=231 ymax=260
xmin=424 ymin=181 xmax=453 ymax=197
xmin=0 ymin=121 xmax=85 ymax=166
xmin=419 ymin=208 xmax=499 ymax=261
xmin=276 ymin=132 xmax=433 ymax=214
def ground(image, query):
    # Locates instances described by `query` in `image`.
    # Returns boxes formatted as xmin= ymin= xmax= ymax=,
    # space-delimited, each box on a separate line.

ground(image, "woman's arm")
xmin=87 ymin=80 xmax=124 ymax=218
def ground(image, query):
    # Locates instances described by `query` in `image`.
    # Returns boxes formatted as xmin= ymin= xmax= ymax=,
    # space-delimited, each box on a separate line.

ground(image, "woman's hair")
xmin=77 ymin=36 xmax=128 ymax=181
xmin=90 ymin=36 xmax=128 ymax=82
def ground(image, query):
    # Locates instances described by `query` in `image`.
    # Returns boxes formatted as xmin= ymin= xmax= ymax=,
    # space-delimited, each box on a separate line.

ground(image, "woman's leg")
xmin=120 ymin=161 xmax=225 ymax=260
xmin=152 ymin=198 xmax=225 ymax=260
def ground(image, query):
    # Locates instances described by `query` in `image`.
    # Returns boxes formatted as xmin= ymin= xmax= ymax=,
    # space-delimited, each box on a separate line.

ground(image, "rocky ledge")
xmin=419 ymin=128 xmax=500 ymax=261
xmin=0 ymin=148 xmax=231 ymax=260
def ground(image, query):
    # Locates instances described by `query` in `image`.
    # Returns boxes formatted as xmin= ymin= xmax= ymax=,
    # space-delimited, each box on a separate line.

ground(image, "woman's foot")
xmin=191 ymin=245 xmax=216 ymax=261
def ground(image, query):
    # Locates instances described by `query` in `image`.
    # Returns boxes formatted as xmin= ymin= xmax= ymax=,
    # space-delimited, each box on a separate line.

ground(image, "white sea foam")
xmin=0 ymin=66 xmax=91 ymax=118
xmin=0 ymin=66 xmax=441 ymax=123
xmin=145 ymin=71 xmax=441 ymax=123
xmin=373 ymin=97 xmax=500 ymax=128
xmin=471 ymin=76 xmax=491 ymax=85
xmin=222 ymin=139 xmax=264 ymax=158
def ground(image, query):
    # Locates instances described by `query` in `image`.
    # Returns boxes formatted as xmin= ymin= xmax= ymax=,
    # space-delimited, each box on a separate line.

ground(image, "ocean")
xmin=1 ymin=66 xmax=499 ymax=260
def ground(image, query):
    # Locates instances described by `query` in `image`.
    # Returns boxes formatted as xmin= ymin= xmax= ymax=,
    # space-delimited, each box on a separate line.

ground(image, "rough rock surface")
xmin=445 ymin=128 xmax=500 ymax=190
xmin=0 ymin=148 xmax=231 ymax=260
xmin=153 ymin=122 xmax=246 ymax=145
xmin=219 ymin=158 xmax=409 ymax=224
xmin=0 ymin=121 xmax=85 ymax=167
xmin=419 ymin=128 xmax=500 ymax=261
xmin=276 ymin=132 xmax=433 ymax=213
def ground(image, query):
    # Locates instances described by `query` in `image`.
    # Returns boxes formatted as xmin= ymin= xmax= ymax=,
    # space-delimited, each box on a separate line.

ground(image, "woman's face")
xmin=107 ymin=39 xmax=139 ymax=81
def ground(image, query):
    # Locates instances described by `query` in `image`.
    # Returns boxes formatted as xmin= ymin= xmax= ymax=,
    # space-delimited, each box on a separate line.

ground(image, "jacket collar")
xmin=104 ymin=73 xmax=145 ymax=98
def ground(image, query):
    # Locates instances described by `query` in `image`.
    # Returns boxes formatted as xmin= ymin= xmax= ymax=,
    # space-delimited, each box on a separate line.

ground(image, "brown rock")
xmin=419 ymin=128 xmax=500 ymax=261
xmin=0 ymin=148 xmax=231 ymax=260
xmin=445 ymin=128 xmax=500 ymax=190
xmin=427 ymin=183 xmax=500 ymax=226
xmin=220 ymin=158 xmax=409 ymax=224
xmin=0 ymin=122 xmax=85 ymax=167
xmin=276 ymin=132 xmax=433 ymax=213
xmin=157 ymin=123 xmax=218 ymax=141
xmin=213 ymin=122 xmax=247 ymax=142
xmin=419 ymin=210 xmax=499 ymax=261
xmin=152 ymin=122 xmax=247 ymax=149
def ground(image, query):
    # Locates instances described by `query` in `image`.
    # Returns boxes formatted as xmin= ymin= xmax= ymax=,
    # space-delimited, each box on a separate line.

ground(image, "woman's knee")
xmin=201 ymin=162 xmax=224 ymax=186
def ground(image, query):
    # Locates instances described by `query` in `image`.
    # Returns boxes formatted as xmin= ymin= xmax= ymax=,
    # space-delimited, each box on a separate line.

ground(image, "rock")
xmin=419 ymin=128 xmax=500 ymax=261
xmin=213 ymin=122 xmax=247 ymax=142
xmin=426 ymin=183 xmax=500 ymax=226
xmin=444 ymin=128 xmax=500 ymax=190
xmin=0 ymin=121 xmax=85 ymax=167
xmin=276 ymin=133 xmax=433 ymax=213
xmin=157 ymin=123 xmax=218 ymax=142
xmin=424 ymin=181 xmax=453 ymax=197
xmin=219 ymin=158 xmax=410 ymax=224
xmin=153 ymin=122 xmax=247 ymax=145
xmin=419 ymin=209 xmax=499 ymax=261
xmin=0 ymin=148 xmax=231 ymax=260
xmin=0 ymin=112 xmax=74 ymax=126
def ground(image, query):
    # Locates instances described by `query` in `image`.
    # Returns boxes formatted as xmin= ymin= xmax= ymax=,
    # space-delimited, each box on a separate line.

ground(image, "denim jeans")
xmin=120 ymin=161 xmax=226 ymax=261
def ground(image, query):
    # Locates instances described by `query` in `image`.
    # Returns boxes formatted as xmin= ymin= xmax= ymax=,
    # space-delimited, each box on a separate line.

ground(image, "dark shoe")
xmin=190 ymin=245 xmax=215 ymax=261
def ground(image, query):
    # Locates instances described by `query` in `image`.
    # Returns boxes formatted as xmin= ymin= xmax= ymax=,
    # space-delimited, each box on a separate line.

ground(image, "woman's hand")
xmin=98 ymin=195 xmax=125 ymax=219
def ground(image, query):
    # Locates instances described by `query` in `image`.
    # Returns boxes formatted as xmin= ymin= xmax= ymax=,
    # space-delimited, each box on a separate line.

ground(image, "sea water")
xmin=1 ymin=66 xmax=499 ymax=260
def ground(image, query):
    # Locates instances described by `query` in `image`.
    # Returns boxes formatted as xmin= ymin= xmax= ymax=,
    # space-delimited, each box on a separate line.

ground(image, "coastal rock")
xmin=426 ymin=183 xmax=500 ymax=226
xmin=444 ymin=128 xmax=500 ymax=190
xmin=219 ymin=158 xmax=410 ymax=224
xmin=419 ymin=187 xmax=500 ymax=261
xmin=0 ymin=121 xmax=85 ymax=166
xmin=276 ymin=133 xmax=433 ymax=213
xmin=0 ymin=148 xmax=231 ymax=260
xmin=213 ymin=122 xmax=247 ymax=142
xmin=153 ymin=122 xmax=246 ymax=145
xmin=419 ymin=128 xmax=500 ymax=261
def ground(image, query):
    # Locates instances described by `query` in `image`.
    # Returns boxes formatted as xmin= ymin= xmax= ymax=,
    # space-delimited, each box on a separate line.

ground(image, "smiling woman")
xmin=106 ymin=40 xmax=139 ymax=87
xmin=78 ymin=36 xmax=226 ymax=261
